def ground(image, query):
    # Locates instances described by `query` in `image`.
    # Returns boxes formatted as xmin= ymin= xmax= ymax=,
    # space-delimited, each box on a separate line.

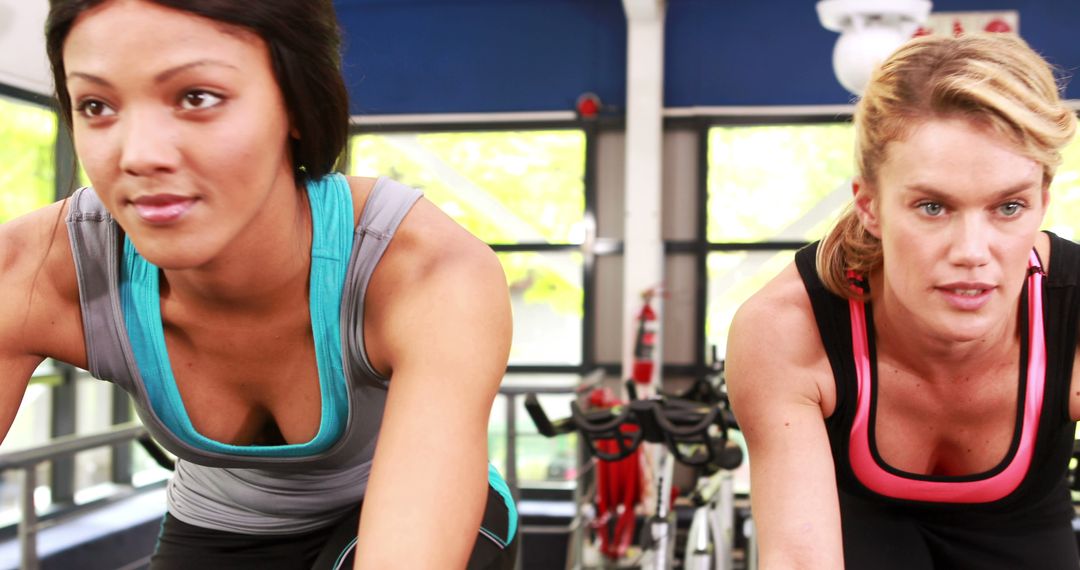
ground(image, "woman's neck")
xmin=869 ymin=280 xmax=1022 ymax=383
xmin=160 ymin=181 xmax=314 ymax=316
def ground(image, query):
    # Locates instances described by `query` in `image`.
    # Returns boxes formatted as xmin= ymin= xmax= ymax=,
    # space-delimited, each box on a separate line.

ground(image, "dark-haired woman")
xmin=0 ymin=1 xmax=516 ymax=568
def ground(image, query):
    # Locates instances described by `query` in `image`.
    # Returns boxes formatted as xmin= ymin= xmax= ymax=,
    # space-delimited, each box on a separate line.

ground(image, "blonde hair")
xmin=818 ymin=33 xmax=1078 ymax=299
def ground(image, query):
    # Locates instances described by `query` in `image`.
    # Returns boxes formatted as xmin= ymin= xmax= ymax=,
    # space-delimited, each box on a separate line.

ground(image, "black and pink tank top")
xmin=795 ymin=233 xmax=1080 ymax=525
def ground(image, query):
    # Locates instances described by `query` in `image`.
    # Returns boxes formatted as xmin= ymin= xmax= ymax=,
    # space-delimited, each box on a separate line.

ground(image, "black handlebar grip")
xmin=524 ymin=393 xmax=558 ymax=437
xmin=716 ymin=441 xmax=743 ymax=471
xmin=624 ymin=379 xmax=639 ymax=402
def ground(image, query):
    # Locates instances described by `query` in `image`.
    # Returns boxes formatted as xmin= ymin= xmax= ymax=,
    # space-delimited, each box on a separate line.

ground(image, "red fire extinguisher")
xmin=631 ymin=289 xmax=658 ymax=385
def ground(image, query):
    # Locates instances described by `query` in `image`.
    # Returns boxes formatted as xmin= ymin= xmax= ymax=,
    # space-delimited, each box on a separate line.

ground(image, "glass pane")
xmin=1 ymin=380 xmax=58 ymax=454
xmin=487 ymin=393 xmax=508 ymax=477
xmin=706 ymin=250 xmax=795 ymax=359
xmin=128 ymin=399 xmax=173 ymax=488
xmin=0 ymin=380 xmax=56 ymax=525
xmin=131 ymin=441 xmax=173 ymax=488
xmin=74 ymin=374 xmax=116 ymax=502
xmin=0 ymin=464 xmax=52 ymax=528
xmin=1044 ymin=136 xmax=1080 ymax=240
xmin=516 ymin=393 xmax=579 ymax=485
xmin=707 ymin=124 xmax=854 ymax=243
xmin=499 ymin=251 xmax=582 ymax=365
xmin=0 ymin=96 xmax=56 ymax=222
xmin=350 ymin=131 xmax=586 ymax=243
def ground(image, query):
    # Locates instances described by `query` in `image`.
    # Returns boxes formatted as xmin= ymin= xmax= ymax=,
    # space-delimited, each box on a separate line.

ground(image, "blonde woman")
xmin=728 ymin=34 xmax=1080 ymax=569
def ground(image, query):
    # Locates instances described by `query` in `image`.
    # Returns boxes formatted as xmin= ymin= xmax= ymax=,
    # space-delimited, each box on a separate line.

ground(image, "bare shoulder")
xmin=726 ymin=261 xmax=835 ymax=418
xmin=728 ymin=261 xmax=826 ymax=374
xmin=0 ymin=200 xmax=85 ymax=366
xmin=352 ymin=176 xmax=510 ymax=377
xmin=346 ymin=175 xmax=500 ymax=283
xmin=346 ymin=175 xmax=378 ymax=227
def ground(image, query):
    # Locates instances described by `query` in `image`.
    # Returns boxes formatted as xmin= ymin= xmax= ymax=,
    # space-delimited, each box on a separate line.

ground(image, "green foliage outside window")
xmin=350 ymin=131 xmax=587 ymax=321
xmin=351 ymin=131 xmax=585 ymax=243
xmin=706 ymin=124 xmax=854 ymax=357
xmin=0 ymin=97 xmax=56 ymax=223
xmin=1042 ymin=135 xmax=1080 ymax=240
xmin=707 ymin=124 xmax=854 ymax=243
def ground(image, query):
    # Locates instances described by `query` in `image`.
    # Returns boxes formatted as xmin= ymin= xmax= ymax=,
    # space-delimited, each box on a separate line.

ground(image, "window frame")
xmin=347 ymin=119 xmax=601 ymax=374
xmin=690 ymin=113 xmax=856 ymax=377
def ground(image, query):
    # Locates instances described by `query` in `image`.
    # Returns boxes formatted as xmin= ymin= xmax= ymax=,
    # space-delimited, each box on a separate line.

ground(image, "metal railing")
xmin=497 ymin=369 xmax=604 ymax=494
xmin=0 ymin=369 xmax=603 ymax=570
xmin=0 ymin=423 xmax=147 ymax=570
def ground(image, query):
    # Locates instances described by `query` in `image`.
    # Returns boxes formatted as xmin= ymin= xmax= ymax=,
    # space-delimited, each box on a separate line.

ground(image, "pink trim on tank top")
xmin=847 ymin=251 xmax=1046 ymax=503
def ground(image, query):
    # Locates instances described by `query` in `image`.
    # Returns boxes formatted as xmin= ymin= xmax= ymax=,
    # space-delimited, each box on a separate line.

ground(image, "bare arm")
xmin=0 ymin=234 xmax=37 ymax=440
xmin=726 ymin=264 xmax=844 ymax=569
xmin=353 ymin=201 xmax=511 ymax=569
xmin=0 ymin=203 xmax=84 ymax=443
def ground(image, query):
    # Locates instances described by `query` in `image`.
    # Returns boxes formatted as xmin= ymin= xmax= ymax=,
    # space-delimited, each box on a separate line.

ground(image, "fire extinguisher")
xmin=631 ymin=289 xmax=658 ymax=385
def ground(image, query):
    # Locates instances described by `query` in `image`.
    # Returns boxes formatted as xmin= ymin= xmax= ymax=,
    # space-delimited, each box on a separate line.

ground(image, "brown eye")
xmin=75 ymin=99 xmax=115 ymax=118
xmin=180 ymin=90 xmax=223 ymax=110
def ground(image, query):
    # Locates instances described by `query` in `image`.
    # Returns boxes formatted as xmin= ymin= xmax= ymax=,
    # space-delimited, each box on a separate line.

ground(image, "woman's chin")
xmin=128 ymin=238 xmax=216 ymax=271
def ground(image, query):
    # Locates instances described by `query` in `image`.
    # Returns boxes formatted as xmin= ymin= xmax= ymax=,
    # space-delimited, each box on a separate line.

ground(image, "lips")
xmin=130 ymin=194 xmax=197 ymax=224
xmin=936 ymin=282 xmax=995 ymax=310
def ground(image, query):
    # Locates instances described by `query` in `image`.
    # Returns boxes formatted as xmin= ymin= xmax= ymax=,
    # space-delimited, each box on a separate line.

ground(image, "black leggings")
xmin=840 ymin=492 xmax=1080 ymax=570
xmin=150 ymin=485 xmax=517 ymax=569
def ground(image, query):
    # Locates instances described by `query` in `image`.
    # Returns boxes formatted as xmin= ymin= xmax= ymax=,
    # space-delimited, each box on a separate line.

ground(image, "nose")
xmin=947 ymin=213 xmax=991 ymax=268
xmin=118 ymin=107 xmax=180 ymax=177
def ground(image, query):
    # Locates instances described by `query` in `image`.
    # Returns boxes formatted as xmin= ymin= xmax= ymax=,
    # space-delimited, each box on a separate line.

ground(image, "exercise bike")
xmin=526 ymin=366 xmax=743 ymax=570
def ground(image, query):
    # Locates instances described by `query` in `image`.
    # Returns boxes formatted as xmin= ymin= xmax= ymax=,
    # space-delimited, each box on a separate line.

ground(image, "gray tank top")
xmin=65 ymin=176 xmax=422 ymax=533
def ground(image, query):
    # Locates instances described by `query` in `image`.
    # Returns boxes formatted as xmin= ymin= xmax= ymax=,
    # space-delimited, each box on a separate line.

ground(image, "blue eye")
xmin=998 ymin=201 xmax=1024 ymax=217
xmin=918 ymin=202 xmax=944 ymax=216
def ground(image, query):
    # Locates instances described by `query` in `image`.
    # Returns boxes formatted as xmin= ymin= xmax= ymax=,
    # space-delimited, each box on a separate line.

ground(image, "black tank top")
xmin=795 ymin=232 xmax=1080 ymax=529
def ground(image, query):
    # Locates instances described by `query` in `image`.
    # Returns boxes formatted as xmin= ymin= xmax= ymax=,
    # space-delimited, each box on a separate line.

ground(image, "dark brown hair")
xmin=46 ymin=0 xmax=350 ymax=184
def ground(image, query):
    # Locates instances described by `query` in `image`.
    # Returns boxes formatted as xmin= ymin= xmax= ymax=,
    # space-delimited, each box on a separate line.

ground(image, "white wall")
xmin=0 ymin=0 xmax=52 ymax=95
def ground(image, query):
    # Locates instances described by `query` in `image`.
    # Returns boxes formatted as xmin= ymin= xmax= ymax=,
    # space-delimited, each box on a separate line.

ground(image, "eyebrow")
xmin=66 ymin=59 xmax=240 ymax=87
xmin=904 ymin=180 xmax=1040 ymax=202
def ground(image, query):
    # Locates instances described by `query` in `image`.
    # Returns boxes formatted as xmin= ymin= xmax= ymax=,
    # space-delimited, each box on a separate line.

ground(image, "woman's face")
xmin=856 ymin=117 xmax=1047 ymax=343
xmin=63 ymin=0 xmax=296 ymax=270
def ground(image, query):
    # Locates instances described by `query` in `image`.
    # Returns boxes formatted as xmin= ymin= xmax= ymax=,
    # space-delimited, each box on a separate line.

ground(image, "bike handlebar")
xmin=524 ymin=389 xmax=742 ymax=472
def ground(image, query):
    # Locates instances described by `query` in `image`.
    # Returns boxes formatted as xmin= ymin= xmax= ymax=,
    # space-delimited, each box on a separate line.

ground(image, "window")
xmin=705 ymin=123 xmax=855 ymax=358
xmin=1043 ymin=134 xmax=1080 ymax=240
xmin=0 ymin=95 xmax=56 ymax=222
xmin=350 ymin=129 xmax=589 ymax=367
xmin=488 ymin=391 xmax=579 ymax=487
xmin=0 ymin=367 xmax=59 ymax=526
xmin=0 ymin=95 xmax=59 ymax=524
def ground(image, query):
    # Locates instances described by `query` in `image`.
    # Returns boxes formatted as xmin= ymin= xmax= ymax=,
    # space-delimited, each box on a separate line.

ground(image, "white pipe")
xmin=621 ymin=0 xmax=666 ymax=386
